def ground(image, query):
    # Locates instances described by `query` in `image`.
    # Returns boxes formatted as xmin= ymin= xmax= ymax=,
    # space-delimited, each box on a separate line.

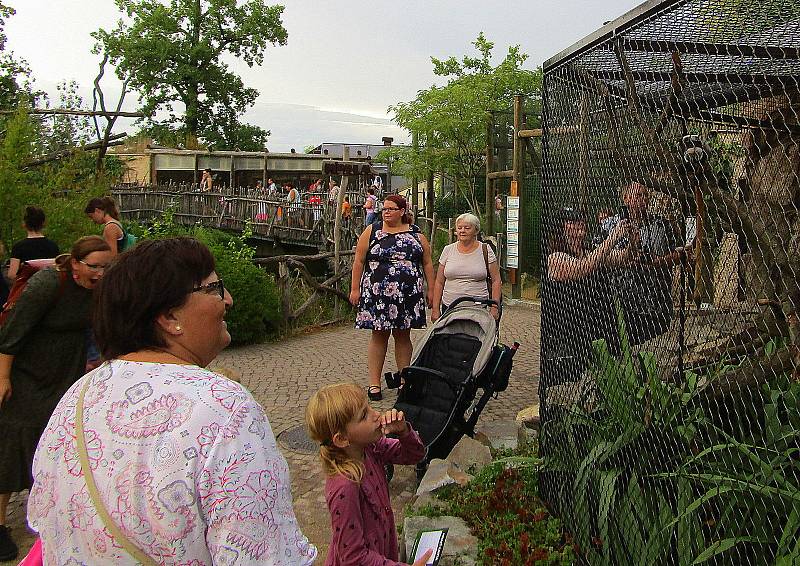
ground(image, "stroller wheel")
xmin=385 ymin=463 xmax=394 ymax=483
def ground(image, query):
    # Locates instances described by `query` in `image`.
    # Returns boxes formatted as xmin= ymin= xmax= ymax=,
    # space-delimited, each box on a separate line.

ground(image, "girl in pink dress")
xmin=305 ymin=383 xmax=432 ymax=566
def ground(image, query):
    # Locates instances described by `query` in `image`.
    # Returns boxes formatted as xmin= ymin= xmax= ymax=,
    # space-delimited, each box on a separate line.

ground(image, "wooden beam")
xmin=681 ymin=110 xmax=800 ymax=136
xmin=0 ymin=108 xmax=149 ymax=118
xmin=487 ymin=169 xmax=513 ymax=180
xmin=23 ymin=133 xmax=127 ymax=169
xmin=518 ymin=129 xmax=542 ymax=138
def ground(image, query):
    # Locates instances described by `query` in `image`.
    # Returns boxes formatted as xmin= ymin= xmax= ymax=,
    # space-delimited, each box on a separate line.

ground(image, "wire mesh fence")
xmin=539 ymin=0 xmax=800 ymax=563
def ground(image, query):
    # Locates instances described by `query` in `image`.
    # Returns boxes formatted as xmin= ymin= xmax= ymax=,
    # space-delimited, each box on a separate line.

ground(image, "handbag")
xmin=76 ymin=377 xmax=157 ymax=566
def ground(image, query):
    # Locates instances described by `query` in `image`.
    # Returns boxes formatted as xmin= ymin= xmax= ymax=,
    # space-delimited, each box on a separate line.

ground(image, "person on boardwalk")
xmin=0 ymin=236 xmax=112 ymax=561
xmin=27 ymin=237 xmax=316 ymax=565
xmin=85 ymin=196 xmax=129 ymax=255
xmin=431 ymin=212 xmax=502 ymax=321
xmin=350 ymin=194 xmax=434 ymax=401
xmin=200 ymin=167 xmax=213 ymax=191
xmin=305 ymin=382 xmax=431 ymax=566
xmin=364 ymin=186 xmax=378 ymax=225
xmin=6 ymin=206 xmax=59 ymax=281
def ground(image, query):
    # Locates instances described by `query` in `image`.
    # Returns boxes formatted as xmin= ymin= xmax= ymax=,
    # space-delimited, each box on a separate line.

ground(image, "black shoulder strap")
xmin=483 ymin=243 xmax=491 ymax=296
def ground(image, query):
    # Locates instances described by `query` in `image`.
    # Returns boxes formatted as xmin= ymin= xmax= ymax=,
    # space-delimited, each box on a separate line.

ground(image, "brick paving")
xmin=2 ymin=302 xmax=539 ymax=564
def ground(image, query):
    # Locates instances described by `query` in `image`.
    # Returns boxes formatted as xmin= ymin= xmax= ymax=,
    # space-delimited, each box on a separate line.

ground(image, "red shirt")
xmin=324 ymin=429 xmax=425 ymax=566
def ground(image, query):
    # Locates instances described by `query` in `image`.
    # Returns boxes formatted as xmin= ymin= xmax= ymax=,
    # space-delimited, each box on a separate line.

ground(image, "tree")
xmin=0 ymin=2 xmax=33 ymax=109
xmin=389 ymin=33 xmax=542 ymax=215
xmin=93 ymin=0 xmax=287 ymax=148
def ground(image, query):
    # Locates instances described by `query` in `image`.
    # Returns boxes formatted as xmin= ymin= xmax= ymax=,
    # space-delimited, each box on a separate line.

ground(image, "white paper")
xmin=507 ymin=219 xmax=519 ymax=233
xmin=414 ymin=530 xmax=446 ymax=564
xmin=507 ymin=208 xmax=519 ymax=220
xmin=507 ymin=196 xmax=520 ymax=208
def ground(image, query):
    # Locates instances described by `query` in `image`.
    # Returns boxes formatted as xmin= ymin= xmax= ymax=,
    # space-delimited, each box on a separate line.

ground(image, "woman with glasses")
xmin=350 ymin=194 xmax=435 ymax=401
xmin=27 ymin=237 xmax=316 ymax=565
xmin=0 ymin=235 xmax=112 ymax=561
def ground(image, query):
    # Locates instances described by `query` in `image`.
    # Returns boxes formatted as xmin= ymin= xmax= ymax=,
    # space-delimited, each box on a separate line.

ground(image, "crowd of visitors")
xmin=0 ymin=187 xmax=503 ymax=565
xmin=540 ymin=181 xmax=694 ymax=420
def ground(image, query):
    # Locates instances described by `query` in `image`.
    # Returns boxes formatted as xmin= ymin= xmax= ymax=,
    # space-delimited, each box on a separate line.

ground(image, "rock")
xmin=515 ymin=404 xmax=540 ymax=430
xmin=416 ymin=459 xmax=473 ymax=497
xmin=404 ymin=515 xmax=478 ymax=566
xmin=474 ymin=420 xmax=523 ymax=454
xmin=447 ymin=435 xmax=492 ymax=473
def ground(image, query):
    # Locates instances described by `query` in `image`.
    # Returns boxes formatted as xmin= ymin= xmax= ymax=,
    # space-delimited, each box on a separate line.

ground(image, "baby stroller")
xmin=385 ymin=297 xmax=519 ymax=479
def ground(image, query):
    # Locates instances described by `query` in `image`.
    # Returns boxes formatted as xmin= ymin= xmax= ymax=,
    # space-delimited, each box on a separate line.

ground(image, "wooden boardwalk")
xmin=112 ymin=185 xmax=364 ymax=249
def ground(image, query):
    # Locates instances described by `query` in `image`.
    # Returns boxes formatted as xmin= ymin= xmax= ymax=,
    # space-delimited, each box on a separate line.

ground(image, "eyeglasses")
xmin=382 ymin=207 xmax=401 ymax=212
xmin=79 ymin=260 xmax=110 ymax=272
xmin=192 ymin=279 xmax=225 ymax=300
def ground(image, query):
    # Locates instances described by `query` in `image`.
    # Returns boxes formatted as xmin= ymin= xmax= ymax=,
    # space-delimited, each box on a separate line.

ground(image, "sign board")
xmin=507 ymin=232 xmax=518 ymax=244
xmin=507 ymin=243 xmax=519 ymax=258
xmin=506 ymin=255 xmax=518 ymax=268
xmin=505 ymin=195 xmax=520 ymax=270
xmin=507 ymin=219 xmax=519 ymax=233
xmin=507 ymin=196 xmax=520 ymax=208
xmin=507 ymin=208 xmax=519 ymax=220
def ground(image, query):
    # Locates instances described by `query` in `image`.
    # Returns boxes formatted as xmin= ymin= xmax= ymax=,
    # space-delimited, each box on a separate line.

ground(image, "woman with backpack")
xmin=0 ymin=236 xmax=112 ymax=561
xmin=85 ymin=197 xmax=134 ymax=255
xmin=349 ymin=194 xmax=435 ymax=401
xmin=431 ymin=212 xmax=502 ymax=322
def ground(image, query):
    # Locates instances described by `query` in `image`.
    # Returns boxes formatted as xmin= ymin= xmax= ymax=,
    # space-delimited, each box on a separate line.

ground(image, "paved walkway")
xmin=2 ymin=303 xmax=539 ymax=564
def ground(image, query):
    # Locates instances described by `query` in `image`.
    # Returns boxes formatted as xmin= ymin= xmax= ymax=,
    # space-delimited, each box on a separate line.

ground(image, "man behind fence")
xmin=604 ymin=181 xmax=688 ymax=346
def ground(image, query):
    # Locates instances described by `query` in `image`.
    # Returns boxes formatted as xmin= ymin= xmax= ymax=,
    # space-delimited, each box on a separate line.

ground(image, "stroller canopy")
xmin=411 ymin=302 xmax=498 ymax=378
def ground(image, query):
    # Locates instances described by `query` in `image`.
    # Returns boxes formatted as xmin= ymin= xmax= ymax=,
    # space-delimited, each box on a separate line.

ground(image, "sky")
xmin=4 ymin=0 xmax=643 ymax=152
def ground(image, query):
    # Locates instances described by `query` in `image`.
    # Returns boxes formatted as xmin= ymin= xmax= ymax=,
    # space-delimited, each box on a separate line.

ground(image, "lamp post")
xmin=382 ymin=136 xmax=393 ymax=193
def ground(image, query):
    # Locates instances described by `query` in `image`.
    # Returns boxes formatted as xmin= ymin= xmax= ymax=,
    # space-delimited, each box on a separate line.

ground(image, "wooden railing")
xmin=112 ymin=184 xmax=365 ymax=249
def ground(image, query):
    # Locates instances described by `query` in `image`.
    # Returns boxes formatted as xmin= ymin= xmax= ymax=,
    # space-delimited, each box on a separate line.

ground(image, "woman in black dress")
xmin=0 ymin=236 xmax=112 ymax=561
xmin=349 ymin=194 xmax=435 ymax=400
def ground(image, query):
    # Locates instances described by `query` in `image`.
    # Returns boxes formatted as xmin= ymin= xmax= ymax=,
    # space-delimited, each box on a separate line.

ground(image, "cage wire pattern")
xmin=539 ymin=0 xmax=800 ymax=564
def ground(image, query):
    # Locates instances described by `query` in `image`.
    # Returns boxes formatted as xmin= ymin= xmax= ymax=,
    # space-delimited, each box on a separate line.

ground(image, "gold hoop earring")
xmin=175 ymin=325 xmax=182 ymax=332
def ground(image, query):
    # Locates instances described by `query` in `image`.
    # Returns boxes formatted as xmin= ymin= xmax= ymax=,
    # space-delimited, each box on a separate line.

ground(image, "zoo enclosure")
xmin=539 ymin=0 xmax=800 ymax=564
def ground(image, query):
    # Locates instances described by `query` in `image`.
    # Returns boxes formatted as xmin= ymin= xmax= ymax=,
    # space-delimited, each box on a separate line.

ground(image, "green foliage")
xmin=389 ymin=33 xmax=542 ymax=217
xmin=421 ymin=442 xmax=574 ymax=565
xmin=94 ymin=0 xmax=287 ymax=148
xmin=137 ymin=211 xmax=281 ymax=345
xmin=0 ymin=1 xmax=33 ymax=109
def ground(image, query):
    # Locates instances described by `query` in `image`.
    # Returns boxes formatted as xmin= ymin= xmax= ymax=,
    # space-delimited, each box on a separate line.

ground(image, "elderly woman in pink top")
xmin=431 ymin=212 xmax=502 ymax=321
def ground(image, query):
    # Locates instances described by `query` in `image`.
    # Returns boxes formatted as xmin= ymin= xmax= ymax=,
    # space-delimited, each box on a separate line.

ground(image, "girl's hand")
xmin=381 ymin=408 xmax=409 ymax=436
xmin=410 ymin=549 xmax=433 ymax=566
xmin=349 ymin=289 xmax=360 ymax=306
xmin=431 ymin=307 xmax=440 ymax=322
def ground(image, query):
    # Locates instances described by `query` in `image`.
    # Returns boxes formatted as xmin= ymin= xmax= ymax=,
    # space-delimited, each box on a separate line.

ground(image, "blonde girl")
xmin=305 ymin=383 xmax=431 ymax=566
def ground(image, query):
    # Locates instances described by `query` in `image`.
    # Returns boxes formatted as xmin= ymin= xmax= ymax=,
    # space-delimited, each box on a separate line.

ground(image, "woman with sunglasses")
xmin=350 ymin=194 xmax=435 ymax=401
xmin=27 ymin=237 xmax=316 ymax=565
xmin=0 ymin=235 xmax=112 ymax=561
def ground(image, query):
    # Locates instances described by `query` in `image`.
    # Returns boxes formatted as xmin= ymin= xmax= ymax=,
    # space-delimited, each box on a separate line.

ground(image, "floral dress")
xmin=355 ymin=224 xmax=427 ymax=330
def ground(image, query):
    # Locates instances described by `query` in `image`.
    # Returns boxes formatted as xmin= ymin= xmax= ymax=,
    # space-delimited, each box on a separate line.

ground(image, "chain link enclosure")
xmin=539 ymin=0 xmax=800 ymax=563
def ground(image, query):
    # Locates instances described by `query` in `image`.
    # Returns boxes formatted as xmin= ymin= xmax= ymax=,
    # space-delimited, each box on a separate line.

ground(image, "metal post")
xmin=486 ymin=112 xmax=495 ymax=236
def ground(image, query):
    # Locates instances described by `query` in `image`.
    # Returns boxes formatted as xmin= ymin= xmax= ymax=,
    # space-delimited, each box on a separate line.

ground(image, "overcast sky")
xmin=5 ymin=0 xmax=642 ymax=151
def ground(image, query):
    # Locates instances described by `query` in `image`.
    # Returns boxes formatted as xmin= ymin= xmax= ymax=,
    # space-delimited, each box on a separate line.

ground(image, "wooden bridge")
xmin=112 ymin=184 xmax=365 ymax=250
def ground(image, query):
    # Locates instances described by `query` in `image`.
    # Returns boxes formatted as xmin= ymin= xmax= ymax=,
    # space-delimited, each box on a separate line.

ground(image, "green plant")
xmin=418 ymin=442 xmax=574 ymax=565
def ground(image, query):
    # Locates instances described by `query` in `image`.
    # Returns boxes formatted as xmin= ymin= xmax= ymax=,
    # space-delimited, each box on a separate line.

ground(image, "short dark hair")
xmin=23 ymin=206 xmax=46 ymax=231
xmin=93 ymin=237 xmax=216 ymax=359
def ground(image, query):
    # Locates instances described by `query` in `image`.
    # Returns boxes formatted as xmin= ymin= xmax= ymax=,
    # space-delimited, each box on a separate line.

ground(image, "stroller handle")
xmin=447 ymin=296 xmax=502 ymax=316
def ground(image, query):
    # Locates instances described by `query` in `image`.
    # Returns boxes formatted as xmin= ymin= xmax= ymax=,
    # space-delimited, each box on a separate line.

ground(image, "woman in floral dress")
xmin=349 ymin=194 xmax=435 ymax=401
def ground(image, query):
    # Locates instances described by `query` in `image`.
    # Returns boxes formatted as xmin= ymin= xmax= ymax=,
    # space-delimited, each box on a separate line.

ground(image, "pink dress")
xmin=324 ymin=430 xmax=425 ymax=566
